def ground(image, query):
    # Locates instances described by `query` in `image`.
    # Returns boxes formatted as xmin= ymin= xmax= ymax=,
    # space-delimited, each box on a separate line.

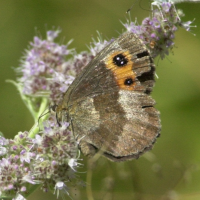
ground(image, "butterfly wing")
xmin=60 ymin=32 xmax=161 ymax=161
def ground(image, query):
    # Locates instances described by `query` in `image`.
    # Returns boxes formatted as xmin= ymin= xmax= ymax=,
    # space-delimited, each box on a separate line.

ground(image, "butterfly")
xmin=56 ymin=32 xmax=161 ymax=162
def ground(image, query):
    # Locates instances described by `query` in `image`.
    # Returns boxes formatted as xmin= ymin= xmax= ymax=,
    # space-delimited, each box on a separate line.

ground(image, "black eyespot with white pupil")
xmin=124 ymin=78 xmax=134 ymax=86
xmin=113 ymin=54 xmax=128 ymax=67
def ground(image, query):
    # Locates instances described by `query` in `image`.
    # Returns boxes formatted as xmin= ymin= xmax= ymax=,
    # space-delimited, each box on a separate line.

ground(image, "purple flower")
xmin=68 ymin=158 xmax=82 ymax=171
xmin=181 ymin=20 xmax=195 ymax=32
xmin=0 ymin=118 xmax=81 ymax=199
xmin=22 ymin=172 xmax=37 ymax=185
xmin=89 ymin=36 xmax=110 ymax=56
xmin=162 ymin=2 xmax=172 ymax=13
xmin=19 ymin=30 xmax=75 ymax=104
xmin=0 ymin=136 xmax=8 ymax=156
xmin=54 ymin=182 xmax=69 ymax=198
xmin=123 ymin=0 xmax=195 ymax=59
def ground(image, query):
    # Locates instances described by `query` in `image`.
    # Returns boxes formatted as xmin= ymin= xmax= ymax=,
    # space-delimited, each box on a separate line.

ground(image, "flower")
xmin=68 ymin=158 xmax=82 ymax=171
xmin=18 ymin=29 xmax=75 ymax=104
xmin=0 ymin=117 xmax=81 ymax=199
xmin=54 ymin=181 xmax=69 ymax=199
xmin=13 ymin=194 xmax=26 ymax=200
xmin=0 ymin=136 xmax=8 ymax=156
xmin=0 ymin=157 xmax=26 ymax=198
xmin=123 ymin=0 xmax=195 ymax=59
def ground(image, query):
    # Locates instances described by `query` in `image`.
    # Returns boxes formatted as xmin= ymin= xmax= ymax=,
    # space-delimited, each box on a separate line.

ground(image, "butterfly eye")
xmin=124 ymin=78 xmax=134 ymax=86
xmin=113 ymin=53 xmax=128 ymax=67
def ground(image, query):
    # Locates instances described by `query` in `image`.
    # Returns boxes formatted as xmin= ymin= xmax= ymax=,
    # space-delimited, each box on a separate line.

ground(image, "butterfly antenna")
xmin=126 ymin=3 xmax=135 ymax=13
xmin=50 ymin=104 xmax=62 ymax=127
xmin=126 ymin=0 xmax=138 ymax=13
xmin=139 ymin=0 xmax=152 ymax=12
xmin=38 ymin=107 xmax=51 ymax=131
xmin=127 ymin=0 xmax=152 ymax=14
xmin=38 ymin=104 xmax=62 ymax=130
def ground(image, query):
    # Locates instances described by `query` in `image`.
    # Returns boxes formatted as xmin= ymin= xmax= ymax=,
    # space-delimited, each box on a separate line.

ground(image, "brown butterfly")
xmin=56 ymin=32 xmax=161 ymax=162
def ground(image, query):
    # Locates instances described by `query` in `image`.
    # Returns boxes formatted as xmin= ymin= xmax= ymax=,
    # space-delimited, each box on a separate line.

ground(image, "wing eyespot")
xmin=124 ymin=78 xmax=134 ymax=86
xmin=113 ymin=53 xmax=128 ymax=67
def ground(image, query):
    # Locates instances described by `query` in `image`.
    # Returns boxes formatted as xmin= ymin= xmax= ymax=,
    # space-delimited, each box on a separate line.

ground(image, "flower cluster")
xmin=0 ymin=119 xmax=82 ymax=199
xmin=17 ymin=30 xmax=74 ymax=105
xmin=124 ymin=1 xmax=194 ymax=59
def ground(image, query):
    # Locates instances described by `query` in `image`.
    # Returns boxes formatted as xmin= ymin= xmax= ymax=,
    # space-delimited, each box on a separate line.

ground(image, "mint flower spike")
xmin=123 ymin=0 xmax=196 ymax=59
xmin=0 ymin=117 xmax=82 ymax=200
xmin=18 ymin=29 xmax=75 ymax=108
xmin=151 ymin=0 xmax=184 ymax=22
xmin=88 ymin=32 xmax=110 ymax=57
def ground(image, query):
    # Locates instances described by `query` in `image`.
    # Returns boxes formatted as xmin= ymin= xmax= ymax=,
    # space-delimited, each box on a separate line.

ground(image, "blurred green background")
xmin=0 ymin=0 xmax=200 ymax=200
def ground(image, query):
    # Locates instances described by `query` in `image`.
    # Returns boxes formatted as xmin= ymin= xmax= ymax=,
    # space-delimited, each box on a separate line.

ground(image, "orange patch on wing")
xmin=105 ymin=51 xmax=136 ymax=91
